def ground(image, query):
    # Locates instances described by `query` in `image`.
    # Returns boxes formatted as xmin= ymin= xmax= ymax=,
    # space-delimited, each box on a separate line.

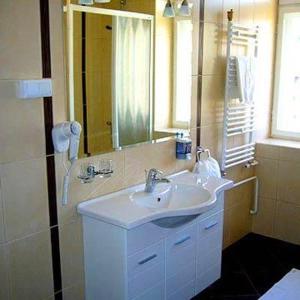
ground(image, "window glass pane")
xmin=174 ymin=20 xmax=192 ymax=125
xmin=276 ymin=12 xmax=300 ymax=133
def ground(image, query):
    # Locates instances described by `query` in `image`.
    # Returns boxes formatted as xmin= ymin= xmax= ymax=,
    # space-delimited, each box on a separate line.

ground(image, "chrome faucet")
xmin=145 ymin=168 xmax=171 ymax=193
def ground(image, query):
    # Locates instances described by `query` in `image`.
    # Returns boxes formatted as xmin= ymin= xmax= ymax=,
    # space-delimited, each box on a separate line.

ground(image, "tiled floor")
xmin=194 ymin=233 xmax=300 ymax=300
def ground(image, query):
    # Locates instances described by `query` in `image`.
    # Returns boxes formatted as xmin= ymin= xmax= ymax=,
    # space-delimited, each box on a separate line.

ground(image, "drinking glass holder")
xmin=78 ymin=163 xmax=113 ymax=184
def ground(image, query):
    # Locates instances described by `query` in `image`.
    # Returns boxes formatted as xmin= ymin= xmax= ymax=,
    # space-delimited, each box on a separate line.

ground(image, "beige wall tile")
xmin=224 ymin=174 xmax=254 ymax=247
xmin=0 ymin=0 xmax=42 ymax=79
xmin=239 ymin=0 xmax=254 ymax=25
xmin=223 ymin=208 xmax=231 ymax=249
xmin=200 ymin=123 xmax=223 ymax=160
xmin=256 ymin=143 xmax=280 ymax=160
xmin=254 ymin=0 xmax=277 ymax=24
xmin=252 ymin=197 xmax=276 ymax=237
xmin=190 ymin=0 xmax=200 ymax=76
xmin=191 ymin=76 xmax=199 ymax=129
xmin=256 ymin=157 xmax=278 ymax=199
xmin=62 ymin=282 xmax=85 ymax=300
xmin=0 ymin=186 xmax=5 ymax=244
xmin=201 ymin=75 xmax=224 ymax=127
xmin=1 ymin=158 xmax=49 ymax=241
xmin=124 ymin=140 xmax=177 ymax=187
xmin=56 ymin=150 xmax=125 ymax=225
xmin=7 ymin=230 xmax=54 ymax=300
xmin=202 ymin=23 xmax=223 ymax=76
xmin=0 ymin=80 xmax=45 ymax=163
xmin=204 ymin=0 xmax=223 ymax=23
xmin=224 ymin=180 xmax=254 ymax=210
xmin=274 ymin=201 xmax=300 ymax=246
xmin=277 ymin=160 xmax=300 ymax=206
xmin=60 ymin=220 xmax=85 ymax=289
xmin=227 ymin=201 xmax=253 ymax=245
xmin=226 ymin=165 xmax=255 ymax=182
xmin=279 ymin=147 xmax=300 ymax=162
xmin=0 ymin=244 xmax=11 ymax=300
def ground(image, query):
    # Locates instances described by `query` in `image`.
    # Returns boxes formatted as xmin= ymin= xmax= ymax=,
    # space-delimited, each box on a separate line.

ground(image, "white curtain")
xmin=113 ymin=16 xmax=152 ymax=148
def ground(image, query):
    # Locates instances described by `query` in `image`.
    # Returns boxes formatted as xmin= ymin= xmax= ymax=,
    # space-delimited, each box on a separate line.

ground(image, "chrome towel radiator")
xmin=221 ymin=11 xmax=260 ymax=215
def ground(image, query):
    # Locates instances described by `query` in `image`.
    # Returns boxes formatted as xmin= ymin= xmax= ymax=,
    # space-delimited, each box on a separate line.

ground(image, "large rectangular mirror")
xmin=64 ymin=1 xmax=193 ymax=158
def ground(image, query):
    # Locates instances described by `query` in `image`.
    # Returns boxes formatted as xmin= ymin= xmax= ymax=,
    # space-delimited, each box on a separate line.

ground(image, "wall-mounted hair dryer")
xmin=52 ymin=121 xmax=82 ymax=162
xmin=52 ymin=121 xmax=82 ymax=206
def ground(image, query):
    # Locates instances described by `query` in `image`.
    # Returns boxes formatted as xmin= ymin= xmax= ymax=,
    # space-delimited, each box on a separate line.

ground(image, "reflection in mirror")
xmin=64 ymin=1 xmax=193 ymax=158
xmin=69 ymin=8 xmax=153 ymax=156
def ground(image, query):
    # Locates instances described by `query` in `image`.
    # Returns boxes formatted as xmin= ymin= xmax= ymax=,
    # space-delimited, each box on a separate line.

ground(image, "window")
xmin=272 ymin=5 xmax=300 ymax=139
xmin=173 ymin=18 xmax=193 ymax=128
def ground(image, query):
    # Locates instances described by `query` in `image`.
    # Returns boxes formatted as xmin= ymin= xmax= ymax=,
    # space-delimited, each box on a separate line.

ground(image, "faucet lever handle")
xmin=145 ymin=168 xmax=163 ymax=180
xmin=155 ymin=169 xmax=163 ymax=176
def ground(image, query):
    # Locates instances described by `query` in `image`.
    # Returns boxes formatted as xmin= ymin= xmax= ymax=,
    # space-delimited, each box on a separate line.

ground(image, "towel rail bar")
xmin=232 ymin=176 xmax=259 ymax=215
xmin=226 ymin=142 xmax=256 ymax=153
xmin=226 ymin=147 xmax=255 ymax=158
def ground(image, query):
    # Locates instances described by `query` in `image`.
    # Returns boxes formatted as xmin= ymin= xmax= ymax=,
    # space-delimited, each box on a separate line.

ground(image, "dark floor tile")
xmin=194 ymin=233 xmax=300 ymax=299
xmin=194 ymin=271 xmax=257 ymax=299
xmin=221 ymin=247 xmax=244 ymax=276
xmin=269 ymin=240 xmax=300 ymax=271
xmin=193 ymin=291 xmax=259 ymax=300
xmin=231 ymin=234 xmax=299 ymax=294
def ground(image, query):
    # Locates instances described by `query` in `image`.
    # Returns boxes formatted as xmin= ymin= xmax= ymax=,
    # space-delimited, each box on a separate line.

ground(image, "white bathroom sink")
xmin=130 ymin=183 xmax=173 ymax=209
xmin=131 ymin=183 xmax=211 ymax=210
xmin=77 ymin=170 xmax=234 ymax=229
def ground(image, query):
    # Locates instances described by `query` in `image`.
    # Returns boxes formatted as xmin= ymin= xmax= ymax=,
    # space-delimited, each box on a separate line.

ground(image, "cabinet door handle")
xmin=174 ymin=236 xmax=191 ymax=246
xmin=205 ymin=221 xmax=218 ymax=230
xmin=138 ymin=254 xmax=157 ymax=265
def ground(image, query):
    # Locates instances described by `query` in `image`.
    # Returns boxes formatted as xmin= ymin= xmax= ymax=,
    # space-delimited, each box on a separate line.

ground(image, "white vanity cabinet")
xmin=82 ymin=194 xmax=225 ymax=300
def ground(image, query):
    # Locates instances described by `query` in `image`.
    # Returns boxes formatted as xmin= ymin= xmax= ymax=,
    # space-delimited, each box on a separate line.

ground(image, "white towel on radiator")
xmin=259 ymin=269 xmax=300 ymax=300
xmin=235 ymin=56 xmax=256 ymax=104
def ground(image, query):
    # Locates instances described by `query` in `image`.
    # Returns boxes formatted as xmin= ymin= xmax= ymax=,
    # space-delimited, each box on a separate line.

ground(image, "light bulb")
xmin=163 ymin=0 xmax=175 ymax=18
xmin=178 ymin=0 xmax=191 ymax=17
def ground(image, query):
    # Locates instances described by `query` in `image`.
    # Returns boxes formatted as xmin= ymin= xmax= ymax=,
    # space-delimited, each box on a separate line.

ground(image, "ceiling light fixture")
xmin=178 ymin=0 xmax=190 ymax=17
xmin=163 ymin=0 xmax=191 ymax=18
xmin=163 ymin=0 xmax=176 ymax=18
xmin=78 ymin=0 xmax=111 ymax=4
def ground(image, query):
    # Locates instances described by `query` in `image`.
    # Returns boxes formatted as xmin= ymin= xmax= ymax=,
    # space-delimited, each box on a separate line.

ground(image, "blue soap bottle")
xmin=176 ymin=132 xmax=192 ymax=160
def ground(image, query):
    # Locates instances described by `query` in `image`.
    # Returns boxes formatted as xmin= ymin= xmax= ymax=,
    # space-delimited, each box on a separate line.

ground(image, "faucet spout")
xmin=145 ymin=169 xmax=171 ymax=193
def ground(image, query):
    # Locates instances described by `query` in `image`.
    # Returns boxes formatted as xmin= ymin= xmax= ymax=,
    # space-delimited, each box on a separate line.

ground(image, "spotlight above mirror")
xmin=163 ymin=0 xmax=192 ymax=18
xmin=78 ymin=0 xmax=111 ymax=4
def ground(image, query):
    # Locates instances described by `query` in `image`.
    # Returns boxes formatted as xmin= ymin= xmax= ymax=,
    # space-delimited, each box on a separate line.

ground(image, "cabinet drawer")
xmin=127 ymin=222 xmax=167 ymax=255
xmin=128 ymin=262 xmax=164 ymax=300
xmin=167 ymin=280 xmax=195 ymax=300
xmin=198 ymin=212 xmax=223 ymax=240
xmin=128 ymin=241 xmax=164 ymax=279
xmin=166 ymin=225 xmax=196 ymax=278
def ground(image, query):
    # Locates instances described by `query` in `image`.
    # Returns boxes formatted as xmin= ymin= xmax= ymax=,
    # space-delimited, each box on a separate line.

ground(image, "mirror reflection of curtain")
xmin=113 ymin=16 xmax=152 ymax=148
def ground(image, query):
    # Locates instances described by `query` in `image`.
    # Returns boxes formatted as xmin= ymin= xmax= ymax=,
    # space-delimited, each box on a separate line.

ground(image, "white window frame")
xmin=272 ymin=4 xmax=300 ymax=140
